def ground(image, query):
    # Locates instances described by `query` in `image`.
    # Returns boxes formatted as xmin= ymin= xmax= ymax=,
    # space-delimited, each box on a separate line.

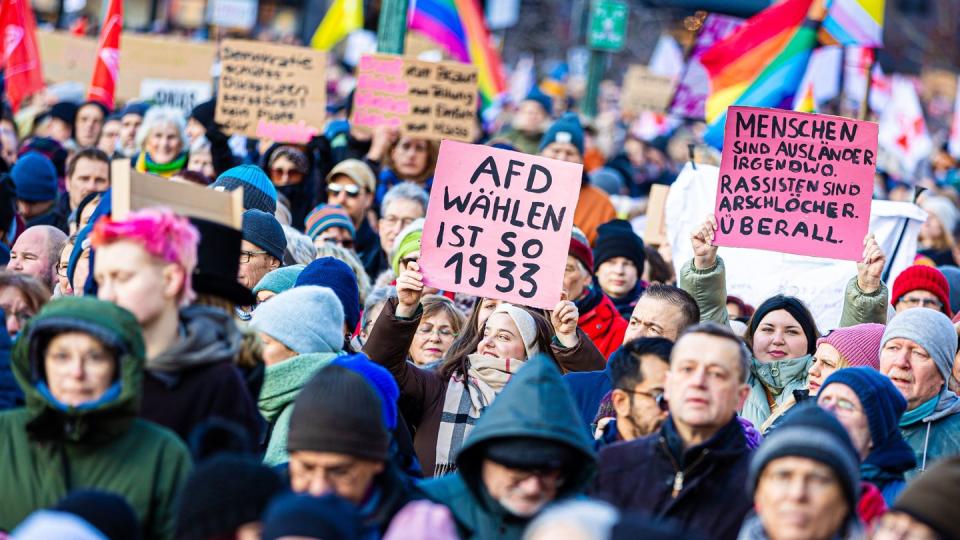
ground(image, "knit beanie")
xmin=251 ymin=285 xmax=345 ymax=354
xmin=242 ymin=209 xmax=287 ymax=261
xmin=816 ymin=323 xmax=886 ymax=369
xmin=938 ymin=265 xmax=960 ymax=315
xmin=921 ymin=195 xmax=959 ymax=235
xmin=252 ymin=264 xmax=304 ymax=296
xmin=120 ymin=101 xmax=150 ymax=119
xmin=189 ymin=98 xmax=216 ymax=126
xmin=391 ymin=218 xmax=424 ymax=275
xmin=891 ymin=265 xmax=952 ymax=317
xmin=568 ymin=226 xmax=594 ymax=272
xmin=589 ymin=167 xmax=625 ymax=196
xmin=881 ymin=308 xmax=957 ymax=386
xmin=296 ymin=257 xmax=361 ymax=331
xmin=261 ymin=493 xmax=361 ymax=540
xmin=211 ymin=165 xmax=278 ymax=214
xmin=820 ymin=368 xmax=913 ymax=462
xmin=750 ymin=295 xmax=819 ymax=355
xmin=20 ymin=136 xmax=68 ymax=178
xmin=491 ymin=303 xmax=540 ymax=359
xmin=305 ymin=204 xmax=356 ymax=241
xmin=333 ymin=352 xmax=400 ymax=431
xmin=748 ymin=403 xmax=861 ymax=511
xmin=593 ymin=219 xmax=646 ymax=273
xmin=175 ymin=454 xmax=284 ymax=540
xmin=891 ymin=456 xmax=960 ymax=540
xmin=287 ymin=365 xmax=389 ymax=460
xmin=326 ymin=158 xmax=376 ymax=193
xmin=12 ymin=152 xmax=58 ymax=202
xmin=55 ymin=490 xmax=140 ymax=540
xmin=523 ymin=86 xmax=554 ymax=117
xmin=539 ymin=112 xmax=584 ymax=156
xmin=10 ymin=511 xmax=105 ymax=540
xmin=269 ymin=145 xmax=309 ymax=174
xmin=50 ymin=101 xmax=78 ymax=125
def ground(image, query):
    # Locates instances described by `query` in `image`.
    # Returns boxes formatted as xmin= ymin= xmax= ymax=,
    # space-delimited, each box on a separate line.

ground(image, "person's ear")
xmin=736 ymin=383 xmax=751 ymax=412
xmin=162 ymin=263 xmax=187 ymax=302
xmin=611 ymin=389 xmax=631 ymax=418
xmin=269 ymin=256 xmax=281 ymax=270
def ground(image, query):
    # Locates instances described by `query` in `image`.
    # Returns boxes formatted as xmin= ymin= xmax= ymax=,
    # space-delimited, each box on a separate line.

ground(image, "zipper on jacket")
xmin=659 ymin=437 xmax=710 ymax=499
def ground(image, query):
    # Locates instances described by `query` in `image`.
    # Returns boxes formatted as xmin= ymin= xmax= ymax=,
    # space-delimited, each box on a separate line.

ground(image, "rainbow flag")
xmin=408 ymin=0 xmax=507 ymax=110
xmin=701 ymin=0 xmax=822 ymax=148
xmin=820 ymin=0 xmax=884 ymax=48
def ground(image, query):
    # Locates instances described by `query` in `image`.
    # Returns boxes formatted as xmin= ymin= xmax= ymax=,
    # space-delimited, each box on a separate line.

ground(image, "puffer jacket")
xmin=900 ymin=389 xmax=960 ymax=478
xmin=576 ymin=285 xmax=626 ymax=358
xmin=0 ymin=297 xmax=191 ymax=539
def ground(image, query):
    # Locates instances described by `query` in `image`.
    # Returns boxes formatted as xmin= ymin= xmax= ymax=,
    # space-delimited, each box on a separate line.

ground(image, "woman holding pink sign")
xmin=362 ymin=262 xmax=605 ymax=477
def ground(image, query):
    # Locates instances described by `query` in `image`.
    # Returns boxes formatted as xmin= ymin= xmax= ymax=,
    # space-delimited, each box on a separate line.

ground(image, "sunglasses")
xmin=327 ymin=183 xmax=362 ymax=198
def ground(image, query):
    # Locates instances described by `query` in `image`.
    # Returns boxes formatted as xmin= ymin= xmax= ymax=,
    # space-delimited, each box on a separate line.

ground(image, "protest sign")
xmin=111 ymin=160 xmax=243 ymax=229
xmin=420 ymin=140 xmax=582 ymax=309
xmin=644 ymin=184 xmax=670 ymax=245
xmin=620 ymin=65 xmax=675 ymax=115
xmin=712 ymin=106 xmax=878 ymax=261
xmin=140 ymin=79 xmax=212 ymax=116
xmin=37 ymin=30 xmax=216 ymax=102
xmin=351 ymin=53 xmax=478 ymax=142
xmin=666 ymin=162 xmax=923 ymax=332
xmin=215 ymin=39 xmax=327 ymax=143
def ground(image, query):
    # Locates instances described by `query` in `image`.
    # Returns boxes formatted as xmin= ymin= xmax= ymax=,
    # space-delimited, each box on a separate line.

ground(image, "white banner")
xmin=139 ymin=79 xmax=213 ymax=116
xmin=665 ymin=163 xmax=926 ymax=332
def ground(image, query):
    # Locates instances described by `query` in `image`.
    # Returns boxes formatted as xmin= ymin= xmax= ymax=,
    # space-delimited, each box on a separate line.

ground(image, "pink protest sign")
xmin=713 ymin=106 xmax=878 ymax=260
xmin=421 ymin=141 xmax=583 ymax=309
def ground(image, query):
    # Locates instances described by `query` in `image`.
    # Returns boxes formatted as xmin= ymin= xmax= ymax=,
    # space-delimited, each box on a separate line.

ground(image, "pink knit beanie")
xmin=815 ymin=323 xmax=886 ymax=369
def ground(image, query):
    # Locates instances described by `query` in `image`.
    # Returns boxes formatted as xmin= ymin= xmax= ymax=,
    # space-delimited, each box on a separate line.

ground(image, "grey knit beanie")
xmin=881 ymin=308 xmax=957 ymax=385
xmin=287 ymin=365 xmax=389 ymax=461
xmin=251 ymin=285 xmax=344 ymax=354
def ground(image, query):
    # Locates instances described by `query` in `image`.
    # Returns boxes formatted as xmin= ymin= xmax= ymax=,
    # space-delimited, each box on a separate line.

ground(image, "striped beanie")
xmin=305 ymin=204 xmax=356 ymax=241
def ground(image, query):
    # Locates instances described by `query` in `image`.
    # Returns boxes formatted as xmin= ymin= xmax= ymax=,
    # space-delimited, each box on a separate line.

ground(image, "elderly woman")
xmin=0 ymin=270 xmax=50 ymax=338
xmin=409 ymin=295 xmax=466 ymax=368
xmin=134 ymin=106 xmax=188 ymax=177
xmin=186 ymin=136 xmax=215 ymax=180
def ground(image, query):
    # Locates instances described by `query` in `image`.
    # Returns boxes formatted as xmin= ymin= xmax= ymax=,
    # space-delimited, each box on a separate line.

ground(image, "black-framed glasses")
xmin=620 ymin=388 xmax=668 ymax=412
xmin=239 ymin=249 xmax=269 ymax=263
xmin=327 ymin=183 xmax=362 ymax=198
xmin=56 ymin=263 xmax=69 ymax=278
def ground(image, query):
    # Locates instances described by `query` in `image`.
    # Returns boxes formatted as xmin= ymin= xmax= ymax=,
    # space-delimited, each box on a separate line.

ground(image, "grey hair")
xmin=189 ymin=135 xmax=211 ymax=155
xmin=676 ymin=321 xmax=752 ymax=383
xmin=521 ymin=500 xmax=618 ymax=540
xmin=281 ymin=225 xmax=314 ymax=266
xmin=361 ymin=285 xmax=397 ymax=330
xmin=135 ymin=106 xmax=187 ymax=152
xmin=382 ymin=181 xmax=429 ymax=216
xmin=314 ymin=242 xmax=372 ymax=304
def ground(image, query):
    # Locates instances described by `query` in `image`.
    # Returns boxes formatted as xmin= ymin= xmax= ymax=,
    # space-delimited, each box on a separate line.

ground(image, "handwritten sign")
xmin=620 ymin=65 xmax=675 ymax=115
xmin=215 ymin=39 xmax=326 ymax=143
xmin=351 ymin=54 xmax=478 ymax=142
xmin=421 ymin=141 xmax=582 ymax=309
xmin=644 ymin=184 xmax=670 ymax=245
xmin=713 ymin=107 xmax=878 ymax=260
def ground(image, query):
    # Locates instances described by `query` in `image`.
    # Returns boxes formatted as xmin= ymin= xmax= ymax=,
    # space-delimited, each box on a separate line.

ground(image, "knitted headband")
xmin=491 ymin=303 xmax=540 ymax=359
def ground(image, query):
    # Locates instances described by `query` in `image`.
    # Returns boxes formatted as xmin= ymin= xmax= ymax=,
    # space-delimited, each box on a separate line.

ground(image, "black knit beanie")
xmin=593 ymin=219 xmax=646 ymax=273
xmin=55 ymin=490 xmax=140 ymax=540
xmin=749 ymin=295 xmax=818 ymax=355
xmin=287 ymin=365 xmax=389 ymax=461
xmin=175 ymin=454 xmax=284 ymax=540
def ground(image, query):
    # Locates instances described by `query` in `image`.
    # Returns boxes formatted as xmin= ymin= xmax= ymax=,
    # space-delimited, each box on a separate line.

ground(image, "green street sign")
xmin=587 ymin=0 xmax=629 ymax=51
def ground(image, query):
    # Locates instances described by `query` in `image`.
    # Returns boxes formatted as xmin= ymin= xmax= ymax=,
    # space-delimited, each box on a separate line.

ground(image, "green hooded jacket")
xmin=258 ymin=351 xmax=341 ymax=466
xmin=0 ymin=297 xmax=192 ymax=539
xmin=420 ymin=355 xmax=597 ymax=540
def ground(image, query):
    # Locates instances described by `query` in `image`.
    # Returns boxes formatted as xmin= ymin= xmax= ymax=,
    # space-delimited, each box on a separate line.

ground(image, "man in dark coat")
xmin=591 ymin=322 xmax=753 ymax=540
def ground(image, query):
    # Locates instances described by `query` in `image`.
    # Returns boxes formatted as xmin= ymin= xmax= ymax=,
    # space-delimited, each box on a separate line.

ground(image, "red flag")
xmin=0 ymin=0 xmax=44 ymax=111
xmin=87 ymin=0 xmax=121 ymax=109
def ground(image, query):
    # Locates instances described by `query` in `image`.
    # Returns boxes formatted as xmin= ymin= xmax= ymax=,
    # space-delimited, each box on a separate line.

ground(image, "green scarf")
xmin=899 ymin=395 xmax=939 ymax=427
xmin=137 ymin=151 xmax=187 ymax=177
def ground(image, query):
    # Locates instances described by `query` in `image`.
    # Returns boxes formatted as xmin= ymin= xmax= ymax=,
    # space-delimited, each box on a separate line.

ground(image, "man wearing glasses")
xmin=324 ymin=159 xmax=380 ymax=278
xmin=374 ymin=182 xmax=429 ymax=279
xmin=595 ymin=337 xmax=671 ymax=448
xmin=238 ymin=210 xmax=287 ymax=315
xmin=889 ymin=265 xmax=953 ymax=318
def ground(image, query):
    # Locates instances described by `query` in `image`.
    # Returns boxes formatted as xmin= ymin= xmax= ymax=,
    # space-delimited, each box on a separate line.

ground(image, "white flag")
xmin=878 ymin=76 xmax=932 ymax=180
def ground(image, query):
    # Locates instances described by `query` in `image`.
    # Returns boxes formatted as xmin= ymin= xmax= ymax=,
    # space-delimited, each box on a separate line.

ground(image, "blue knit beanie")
xmin=261 ymin=493 xmax=360 ymax=540
xmin=332 ymin=352 xmax=399 ymax=430
xmin=241 ymin=209 xmax=286 ymax=261
xmin=295 ymin=257 xmax=361 ymax=331
xmin=539 ymin=112 xmax=584 ymax=155
xmin=211 ymin=165 xmax=278 ymax=214
xmin=820 ymin=367 xmax=915 ymax=470
xmin=251 ymin=285 xmax=345 ymax=353
xmin=938 ymin=265 xmax=960 ymax=315
xmin=252 ymin=264 xmax=304 ymax=296
xmin=524 ymin=86 xmax=554 ymax=117
xmin=12 ymin=152 xmax=58 ymax=202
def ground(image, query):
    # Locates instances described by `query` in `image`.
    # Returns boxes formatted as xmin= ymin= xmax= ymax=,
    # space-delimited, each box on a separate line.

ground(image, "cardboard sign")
xmin=351 ymin=53 xmax=478 ymax=142
xmin=37 ymin=30 xmax=216 ymax=102
xmin=712 ymin=107 xmax=878 ymax=261
xmin=421 ymin=141 xmax=582 ymax=309
xmin=215 ymin=39 xmax=327 ymax=143
xmin=111 ymin=160 xmax=243 ymax=229
xmin=620 ymin=65 xmax=675 ymax=114
xmin=644 ymin=184 xmax=670 ymax=245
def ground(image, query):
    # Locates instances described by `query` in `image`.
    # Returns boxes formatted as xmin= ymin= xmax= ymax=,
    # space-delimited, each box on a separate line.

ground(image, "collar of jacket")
xmin=751 ymin=355 xmax=813 ymax=395
xmin=661 ymin=414 xmax=748 ymax=467
xmin=148 ymin=305 xmax=242 ymax=372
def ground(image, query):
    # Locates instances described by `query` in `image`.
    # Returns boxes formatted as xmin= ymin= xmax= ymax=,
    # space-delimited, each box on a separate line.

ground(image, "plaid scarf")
xmin=434 ymin=353 xmax=524 ymax=477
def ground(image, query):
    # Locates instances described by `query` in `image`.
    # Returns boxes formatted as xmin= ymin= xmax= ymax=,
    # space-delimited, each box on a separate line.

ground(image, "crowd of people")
xmin=0 ymin=40 xmax=958 ymax=540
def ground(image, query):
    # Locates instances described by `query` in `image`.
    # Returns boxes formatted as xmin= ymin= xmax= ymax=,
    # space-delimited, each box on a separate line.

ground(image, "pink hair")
xmin=90 ymin=208 xmax=200 ymax=306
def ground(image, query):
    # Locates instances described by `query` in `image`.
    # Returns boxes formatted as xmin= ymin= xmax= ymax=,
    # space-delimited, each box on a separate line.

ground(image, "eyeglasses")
xmin=898 ymin=296 xmax=943 ymax=309
xmin=270 ymin=168 xmax=305 ymax=182
xmin=620 ymin=388 xmax=668 ymax=412
xmin=492 ymin=462 xmax=566 ymax=490
xmin=1 ymin=305 xmax=33 ymax=325
xmin=381 ymin=215 xmax=416 ymax=229
xmin=819 ymin=396 xmax=862 ymax=415
xmin=56 ymin=263 xmax=69 ymax=278
xmin=239 ymin=249 xmax=269 ymax=263
xmin=319 ymin=237 xmax=355 ymax=250
xmin=327 ymin=183 xmax=362 ymax=198
xmin=417 ymin=325 xmax=457 ymax=339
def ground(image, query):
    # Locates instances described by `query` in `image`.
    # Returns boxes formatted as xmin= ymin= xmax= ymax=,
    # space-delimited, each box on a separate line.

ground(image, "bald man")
xmin=9 ymin=225 xmax=67 ymax=291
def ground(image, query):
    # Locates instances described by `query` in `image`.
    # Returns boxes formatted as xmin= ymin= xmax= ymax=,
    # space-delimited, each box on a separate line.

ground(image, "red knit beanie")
xmin=890 ymin=265 xmax=953 ymax=318
xmin=569 ymin=228 xmax=594 ymax=273
xmin=815 ymin=323 xmax=886 ymax=369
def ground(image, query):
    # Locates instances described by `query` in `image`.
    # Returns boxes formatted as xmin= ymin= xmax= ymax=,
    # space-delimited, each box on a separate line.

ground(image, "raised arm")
xmin=679 ymin=215 xmax=730 ymax=327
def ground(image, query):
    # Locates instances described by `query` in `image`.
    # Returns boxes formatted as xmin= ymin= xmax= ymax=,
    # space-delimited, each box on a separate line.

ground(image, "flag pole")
xmin=858 ymin=49 xmax=877 ymax=121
